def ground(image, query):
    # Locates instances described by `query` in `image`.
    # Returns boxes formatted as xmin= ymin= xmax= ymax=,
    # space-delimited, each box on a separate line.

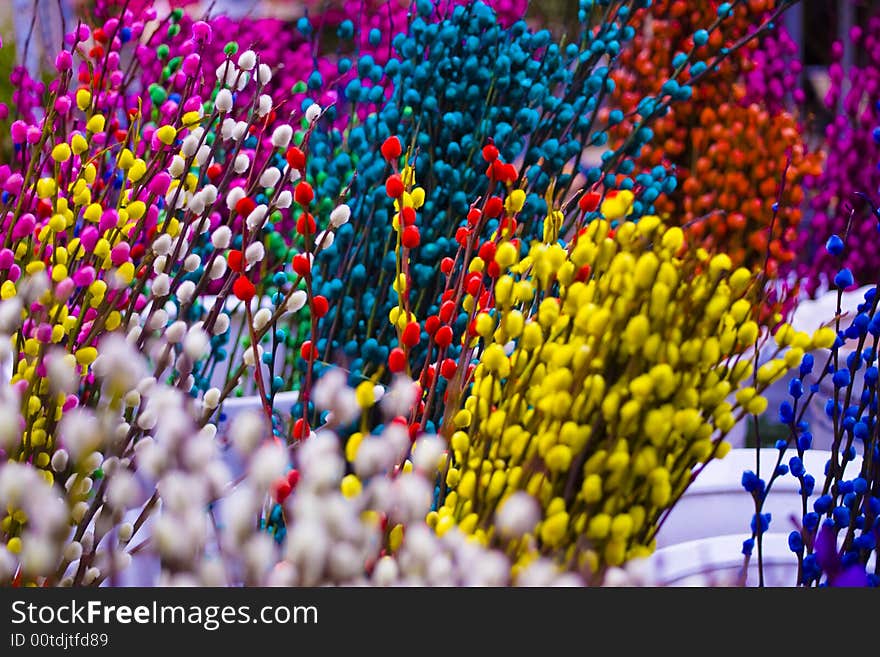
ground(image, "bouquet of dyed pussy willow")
xmin=0 ymin=0 xmax=820 ymax=587
xmin=742 ymin=126 xmax=880 ymax=588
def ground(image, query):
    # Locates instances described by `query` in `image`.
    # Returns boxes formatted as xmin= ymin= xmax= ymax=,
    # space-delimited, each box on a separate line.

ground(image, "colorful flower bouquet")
xmin=0 ymin=0 xmax=866 ymax=588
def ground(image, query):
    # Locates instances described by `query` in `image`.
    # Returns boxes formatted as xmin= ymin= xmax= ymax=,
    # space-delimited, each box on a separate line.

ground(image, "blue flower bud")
xmin=825 ymin=234 xmax=845 ymax=256
xmin=834 ymin=268 xmax=855 ymax=289
xmin=788 ymin=530 xmax=804 ymax=553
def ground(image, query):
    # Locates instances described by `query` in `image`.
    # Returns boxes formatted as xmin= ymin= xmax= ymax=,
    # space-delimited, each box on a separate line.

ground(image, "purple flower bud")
xmin=99 ymin=210 xmax=118 ymax=234
xmin=182 ymin=54 xmax=201 ymax=77
xmin=11 ymin=213 xmax=34 ymax=240
xmin=110 ymin=242 xmax=130 ymax=266
xmin=55 ymin=50 xmax=72 ymax=72
xmin=10 ymin=120 xmax=27 ymax=143
xmin=73 ymin=266 xmax=95 ymax=287
xmin=3 ymin=173 xmax=23 ymax=196
xmin=149 ymin=172 xmax=172 ymax=197
xmin=80 ymin=226 xmax=99 ymax=252
xmin=192 ymin=21 xmax=213 ymax=44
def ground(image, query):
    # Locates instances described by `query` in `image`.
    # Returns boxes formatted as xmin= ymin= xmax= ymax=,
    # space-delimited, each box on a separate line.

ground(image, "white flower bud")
xmin=305 ymin=103 xmax=322 ymax=123
xmin=215 ymin=88 xmax=233 ymax=113
xmin=246 ymin=205 xmax=268 ymax=231
xmin=201 ymin=184 xmax=218 ymax=204
xmin=169 ymin=155 xmax=186 ymax=178
xmin=271 ymin=125 xmax=292 ymax=149
xmin=181 ymin=135 xmax=199 ymax=158
xmin=315 ymin=230 xmax=334 ymax=251
xmin=63 ymin=541 xmax=83 ymax=562
xmin=242 ymin=344 xmax=264 ymax=368
xmin=152 ymin=233 xmax=173 ymax=256
xmin=209 ymin=256 xmax=227 ymax=280
xmin=147 ymin=309 xmax=168 ymax=331
xmin=231 ymin=121 xmax=248 ymax=142
xmin=184 ymin=254 xmax=200 ymax=272
xmin=177 ymin=280 xmax=196 ymax=304
xmin=237 ymin=50 xmax=257 ymax=71
xmin=196 ymin=144 xmax=211 ymax=164
xmin=253 ymin=308 xmax=272 ymax=332
xmin=257 ymin=94 xmax=273 ymax=117
xmin=118 ymin=523 xmax=134 ymax=543
xmin=184 ymin=327 xmax=210 ymax=360
xmin=245 ymin=242 xmax=265 ymax=266
xmin=234 ymin=153 xmax=250 ymax=174
xmin=258 ymin=63 xmax=272 ymax=85
xmin=152 ymin=273 xmax=171 ymax=298
xmin=260 ymin=167 xmax=281 ymax=188
xmin=211 ymin=226 xmax=232 ymax=250
xmin=51 ymin=449 xmax=69 ymax=472
xmin=495 ymin=492 xmax=540 ymax=539
xmin=329 ymin=204 xmax=351 ymax=228
xmin=285 ymin=289 xmax=307 ymax=314
xmin=230 ymin=411 xmax=265 ymax=455
xmin=165 ymin=320 xmax=187 ymax=344
xmin=212 ymin=313 xmax=230 ymax=335
xmin=188 ymin=194 xmax=206 ymax=216
xmin=204 ymin=388 xmax=221 ymax=410
xmin=276 ymin=190 xmax=292 ymax=209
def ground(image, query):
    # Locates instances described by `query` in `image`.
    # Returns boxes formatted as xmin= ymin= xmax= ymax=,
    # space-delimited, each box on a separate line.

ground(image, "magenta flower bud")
xmin=183 ymin=96 xmax=202 ymax=113
xmin=3 ymin=173 xmax=23 ymax=196
xmin=77 ymin=24 xmax=90 ymax=42
xmin=8 ymin=264 xmax=20 ymax=282
xmin=182 ymin=54 xmax=200 ymax=77
xmin=80 ymin=226 xmax=99 ymax=252
xmin=13 ymin=380 xmax=28 ymax=396
xmin=73 ymin=266 xmax=95 ymax=287
xmin=55 ymin=277 xmax=74 ymax=300
xmin=55 ymin=50 xmax=72 ymax=72
xmin=134 ymin=295 xmax=147 ymax=312
xmin=84 ymin=308 xmax=98 ymax=323
xmin=63 ymin=395 xmax=78 ymax=412
xmin=0 ymin=249 xmax=13 ymax=269
xmin=11 ymin=213 xmax=35 ymax=240
xmin=180 ymin=39 xmax=196 ymax=56
xmin=35 ymin=323 xmax=52 ymax=343
xmin=148 ymin=172 xmax=172 ymax=197
xmin=110 ymin=242 xmax=130 ymax=266
xmin=35 ymin=362 xmax=47 ymax=378
xmin=192 ymin=21 xmax=212 ymax=44
xmin=104 ymin=18 xmax=119 ymax=34
xmin=92 ymin=132 xmax=106 ymax=148
xmin=108 ymin=52 xmax=120 ymax=70
xmin=25 ymin=126 xmax=41 ymax=144
xmin=10 ymin=120 xmax=27 ymax=143
xmin=99 ymin=209 xmax=118 ymax=234
xmin=135 ymin=44 xmax=152 ymax=64
xmin=0 ymin=104 xmax=7 ymax=121
xmin=109 ymin=71 xmax=124 ymax=87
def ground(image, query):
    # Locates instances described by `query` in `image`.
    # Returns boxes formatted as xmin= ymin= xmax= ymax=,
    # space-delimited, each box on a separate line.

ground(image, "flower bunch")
xmin=746 ymin=173 xmax=880 ymax=588
xmin=428 ymin=201 xmax=832 ymax=580
xmin=0 ymin=0 xmax=813 ymax=587
xmin=0 ymin=316 xmax=559 ymax=586
xmin=293 ymin=0 xmax=792 ymax=415
xmin=610 ymin=0 xmax=820 ymax=283
xmin=795 ymin=13 xmax=880 ymax=296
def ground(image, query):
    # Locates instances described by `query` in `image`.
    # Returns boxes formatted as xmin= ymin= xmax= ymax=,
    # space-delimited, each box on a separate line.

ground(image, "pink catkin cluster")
xmin=797 ymin=14 xmax=880 ymax=297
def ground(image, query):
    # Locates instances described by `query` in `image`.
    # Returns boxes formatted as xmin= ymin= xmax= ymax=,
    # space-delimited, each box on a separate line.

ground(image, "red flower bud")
xmin=381 ymin=136 xmax=403 ymax=162
xmin=233 ymin=275 xmax=255 ymax=302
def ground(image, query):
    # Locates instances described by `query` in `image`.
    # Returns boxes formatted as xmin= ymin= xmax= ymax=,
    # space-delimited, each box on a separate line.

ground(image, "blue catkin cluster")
xmin=278 ymin=0 xmax=733 ymax=424
xmin=742 ymin=158 xmax=880 ymax=586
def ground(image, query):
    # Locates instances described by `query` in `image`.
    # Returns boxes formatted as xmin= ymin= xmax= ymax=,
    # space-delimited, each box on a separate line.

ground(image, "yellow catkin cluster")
xmin=431 ymin=216 xmax=824 ymax=578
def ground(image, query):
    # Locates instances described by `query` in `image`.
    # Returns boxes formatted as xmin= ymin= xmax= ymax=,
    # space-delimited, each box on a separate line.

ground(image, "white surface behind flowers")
xmin=0 ymin=283 xmax=583 ymax=587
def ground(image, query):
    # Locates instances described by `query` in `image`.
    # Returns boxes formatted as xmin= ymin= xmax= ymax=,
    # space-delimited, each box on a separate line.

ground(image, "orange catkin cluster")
xmin=610 ymin=0 xmax=822 ymax=278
